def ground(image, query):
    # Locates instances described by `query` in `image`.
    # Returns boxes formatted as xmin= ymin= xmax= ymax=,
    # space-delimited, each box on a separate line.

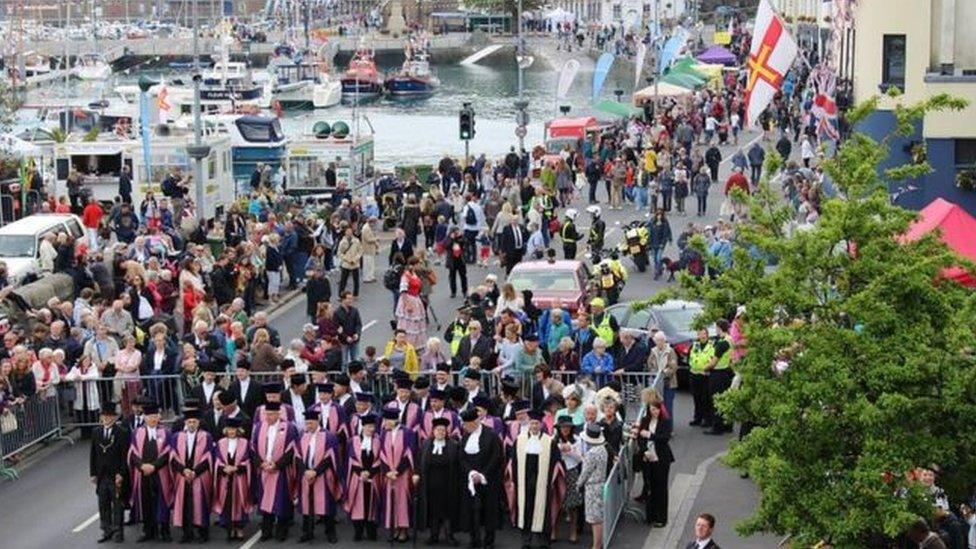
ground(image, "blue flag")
xmin=592 ymin=53 xmax=615 ymax=101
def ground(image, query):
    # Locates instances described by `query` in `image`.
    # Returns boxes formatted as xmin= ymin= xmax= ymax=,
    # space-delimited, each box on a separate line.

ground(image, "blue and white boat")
xmin=340 ymin=46 xmax=384 ymax=100
xmin=268 ymin=50 xmax=342 ymax=110
xmin=385 ymin=35 xmax=439 ymax=97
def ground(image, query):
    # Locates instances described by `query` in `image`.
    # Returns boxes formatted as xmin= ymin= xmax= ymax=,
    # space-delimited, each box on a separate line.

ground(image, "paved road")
xmin=0 ymin=130 xmax=788 ymax=548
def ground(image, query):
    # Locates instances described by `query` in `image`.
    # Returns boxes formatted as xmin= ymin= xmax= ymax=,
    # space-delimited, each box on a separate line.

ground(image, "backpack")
xmin=161 ymin=177 xmax=175 ymax=197
xmin=383 ymin=265 xmax=402 ymax=291
xmin=464 ymin=204 xmax=477 ymax=226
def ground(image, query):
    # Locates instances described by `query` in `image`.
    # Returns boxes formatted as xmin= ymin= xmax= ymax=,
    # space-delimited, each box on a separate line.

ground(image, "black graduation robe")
xmin=415 ymin=437 xmax=460 ymax=530
xmin=457 ymin=427 xmax=504 ymax=533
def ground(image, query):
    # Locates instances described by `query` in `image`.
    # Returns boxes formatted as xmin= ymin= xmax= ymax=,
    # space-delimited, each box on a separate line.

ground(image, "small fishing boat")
xmin=385 ymin=34 xmax=438 ymax=97
xmin=72 ymin=53 xmax=112 ymax=81
xmin=340 ymin=45 xmax=384 ymax=99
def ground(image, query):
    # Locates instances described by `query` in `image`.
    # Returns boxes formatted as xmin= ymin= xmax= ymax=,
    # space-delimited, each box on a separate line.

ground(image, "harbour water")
xmin=20 ymin=52 xmax=634 ymax=168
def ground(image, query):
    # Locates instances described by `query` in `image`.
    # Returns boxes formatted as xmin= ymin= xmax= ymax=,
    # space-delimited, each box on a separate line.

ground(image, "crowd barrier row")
xmin=0 ymin=394 xmax=72 ymax=479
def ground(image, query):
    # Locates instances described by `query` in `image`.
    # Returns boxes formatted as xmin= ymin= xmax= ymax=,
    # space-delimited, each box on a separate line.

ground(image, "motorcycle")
xmin=617 ymin=220 xmax=650 ymax=272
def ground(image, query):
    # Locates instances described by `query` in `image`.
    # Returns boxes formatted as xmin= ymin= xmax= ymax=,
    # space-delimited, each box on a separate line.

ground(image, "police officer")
xmin=560 ymin=209 xmax=581 ymax=260
xmin=443 ymin=306 xmax=472 ymax=357
xmin=704 ymin=319 xmax=734 ymax=435
xmin=588 ymin=298 xmax=619 ymax=349
xmin=586 ymin=205 xmax=606 ymax=253
xmin=687 ymin=328 xmax=715 ymax=428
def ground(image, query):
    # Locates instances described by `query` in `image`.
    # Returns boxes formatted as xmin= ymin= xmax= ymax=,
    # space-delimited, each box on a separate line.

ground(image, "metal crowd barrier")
xmin=58 ymin=369 xmax=663 ymax=429
xmin=601 ymin=371 xmax=661 ymax=548
xmin=0 ymin=395 xmax=73 ymax=480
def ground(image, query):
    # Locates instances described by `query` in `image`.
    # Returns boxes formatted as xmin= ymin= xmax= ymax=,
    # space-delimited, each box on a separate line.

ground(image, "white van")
xmin=0 ymin=214 xmax=85 ymax=285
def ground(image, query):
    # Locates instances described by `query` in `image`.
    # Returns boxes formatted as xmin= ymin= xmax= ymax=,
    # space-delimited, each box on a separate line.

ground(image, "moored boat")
xmin=340 ymin=45 xmax=384 ymax=100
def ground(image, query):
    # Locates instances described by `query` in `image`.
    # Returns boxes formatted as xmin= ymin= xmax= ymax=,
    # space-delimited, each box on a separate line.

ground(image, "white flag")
xmin=556 ymin=59 xmax=580 ymax=100
xmin=634 ymin=42 xmax=647 ymax=88
xmin=744 ymin=0 xmax=799 ymax=127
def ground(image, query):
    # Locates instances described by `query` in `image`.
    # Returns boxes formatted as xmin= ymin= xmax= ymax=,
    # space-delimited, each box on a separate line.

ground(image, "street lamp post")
xmin=188 ymin=0 xmax=209 ymax=222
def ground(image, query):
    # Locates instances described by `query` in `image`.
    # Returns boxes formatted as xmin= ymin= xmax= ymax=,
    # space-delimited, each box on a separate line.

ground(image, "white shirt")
xmin=525 ymin=433 xmax=542 ymax=455
xmin=153 ymin=350 xmax=165 ymax=372
xmin=201 ymin=381 xmax=216 ymax=403
xmin=464 ymin=426 xmax=482 ymax=455
xmin=319 ymin=402 xmax=332 ymax=425
xmin=239 ymin=378 xmax=250 ymax=399
xmin=306 ymin=431 xmax=318 ymax=467
xmin=467 ymin=389 xmax=479 ymax=404
xmin=185 ymin=430 xmax=196 ymax=460
xmin=350 ymin=379 xmax=363 ymax=394
xmin=503 ymin=402 xmax=512 ymax=420
xmin=265 ymin=422 xmax=279 ymax=460
xmin=289 ymin=391 xmax=306 ymax=425
xmin=147 ymin=427 xmax=156 ymax=441
xmin=432 ymin=439 xmax=446 ymax=455
xmin=696 ymin=539 xmax=713 ymax=549
xmin=361 ymin=436 xmax=373 ymax=453
xmin=227 ymin=438 xmax=238 ymax=457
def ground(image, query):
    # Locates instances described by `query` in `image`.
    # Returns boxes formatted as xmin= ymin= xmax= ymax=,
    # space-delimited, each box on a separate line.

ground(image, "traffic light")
xmin=459 ymin=106 xmax=475 ymax=140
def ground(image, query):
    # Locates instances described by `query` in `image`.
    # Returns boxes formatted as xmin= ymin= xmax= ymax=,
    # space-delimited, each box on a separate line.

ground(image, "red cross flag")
xmin=744 ymin=0 xmax=799 ymax=128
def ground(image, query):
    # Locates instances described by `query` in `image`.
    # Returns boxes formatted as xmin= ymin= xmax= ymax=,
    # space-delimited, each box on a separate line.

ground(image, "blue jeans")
xmin=343 ymin=343 xmax=360 ymax=366
xmin=634 ymin=187 xmax=648 ymax=210
xmin=663 ymin=386 xmax=676 ymax=418
xmin=652 ymin=247 xmax=665 ymax=273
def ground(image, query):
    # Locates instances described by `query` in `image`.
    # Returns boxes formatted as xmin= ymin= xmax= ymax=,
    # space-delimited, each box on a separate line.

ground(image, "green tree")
xmin=0 ymin=79 xmax=22 ymax=134
xmin=642 ymin=92 xmax=975 ymax=546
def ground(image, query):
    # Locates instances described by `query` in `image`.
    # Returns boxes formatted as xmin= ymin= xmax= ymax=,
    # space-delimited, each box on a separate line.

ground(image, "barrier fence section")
xmin=0 ymin=395 xmax=72 ymax=479
xmin=602 ymin=371 xmax=662 ymax=548
xmin=59 ymin=370 xmax=662 ymax=428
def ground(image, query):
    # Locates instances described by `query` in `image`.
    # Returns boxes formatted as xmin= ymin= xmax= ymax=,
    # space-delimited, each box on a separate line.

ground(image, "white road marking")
xmin=362 ymin=319 xmax=377 ymax=331
xmin=72 ymin=512 xmax=100 ymax=533
xmin=238 ymin=531 xmax=262 ymax=549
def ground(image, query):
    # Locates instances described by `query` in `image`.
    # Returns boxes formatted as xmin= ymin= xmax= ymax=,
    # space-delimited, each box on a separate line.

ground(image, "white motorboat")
xmin=23 ymin=52 xmax=51 ymax=78
xmin=72 ymin=53 xmax=112 ymax=81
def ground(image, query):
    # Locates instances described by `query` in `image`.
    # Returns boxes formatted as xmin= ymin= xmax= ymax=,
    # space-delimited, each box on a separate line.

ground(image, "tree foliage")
xmin=640 ymin=94 xmax=976 ymax=546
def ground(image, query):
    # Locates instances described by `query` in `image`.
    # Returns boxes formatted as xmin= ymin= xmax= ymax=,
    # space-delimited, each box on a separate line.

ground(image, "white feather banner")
xmin=556 ymin=59 xmax=581 ymax=100
xmin=634 ymin=42 xmax=647 ymax=88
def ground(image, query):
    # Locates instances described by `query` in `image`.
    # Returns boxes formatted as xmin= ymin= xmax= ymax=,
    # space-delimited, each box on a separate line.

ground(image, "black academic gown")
xmin=457 ymin=428 xmax=504 ymax=533
xmin=510 ymin=434 xmax=562 ymax=536
xmin=416 ymin=437 xmax=460 ymax=530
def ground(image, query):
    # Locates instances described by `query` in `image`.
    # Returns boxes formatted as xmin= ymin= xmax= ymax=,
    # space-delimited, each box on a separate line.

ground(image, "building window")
xmin=612 ymin=4 xmax=622 ymax=20
xmin=955 ymin=139 xmax=976 ymax=168
xmin=881 ymin=34 xmax=906 ymax=91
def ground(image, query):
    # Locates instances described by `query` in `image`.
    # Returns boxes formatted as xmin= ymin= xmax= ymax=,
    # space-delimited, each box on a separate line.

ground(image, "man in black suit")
xmin=183 ymin=320 xmax=228 ymax=370
xmin=454 ymin=321 xmax=495 ymax=371
xmin=388 ymin=228 xmax=414 ymax=265
xmin=217 ymin=393 xmax=252 ymax=438
xmin=457 ymin=409 xmax=504 ymax=548
xmin=530 ymin=365 xmax=555 ymax=411
xmin=122 ymin=396 xmax=148 ymax=434
xmin=685 ymin=513 xmax=721 ymax=549
xmin=90 ymin=403 xmax=128 ymax=543
xmin=188 ymin=362 xmax=220 ymax=409
xmin=200 ymin=389 xmax=225 ymax=440
xmin=229 ymin=362 xmax=262 ymax=419
xmin=499 ymin=218 xmax=527 ymax=274
xmin=281 ymin=374 xmax=314 ymax=420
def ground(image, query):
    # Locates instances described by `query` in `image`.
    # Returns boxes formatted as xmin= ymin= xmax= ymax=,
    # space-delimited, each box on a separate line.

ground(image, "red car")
xmin=506 ymin=260 xmax=591 ymax=313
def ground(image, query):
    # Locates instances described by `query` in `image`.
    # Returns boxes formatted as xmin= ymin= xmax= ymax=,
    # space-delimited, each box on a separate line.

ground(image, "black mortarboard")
xmin=513 ymin=400 xmax=531 ymax=413
xmin=382 ymin=408 xmax=400 ymax=421
xmin=435 ymin=362 xmax=451 ymax=373
xmin=316 ymin=382 xmax=335 ymax=393
xmin=432 ymin=417 xmax=450 ymax=429
xmin=355 ymin=392 xmax=374 ymax=403
xmin=290 ymin=374 xmax=307 ymax=386
xmin=450 ymin=386 xmax=468 ymax=402
xmin=473 ymin=395 xmax=492 ymax=410
xmin=144 ymin=402 xmax=160 ymax=414
xmin=217 ymin=391 xmax=236 ymax=406
xmin=264 ymin=401 xmax=281 ymax=412
xmin=429 ymin=389 xmax=446 ymax=401
xmin=414 ymin=376 xmax=430 ymax=390
xmin=463 ymin=370 xmax=481 ymax=381
xmin=348 ymin=361 xmax=365 ymax=374
xmin=501 ymin=380 xmax=519 ymax=396
xmin=556 ymin=414 xmax=574 ymax=428
xmin=395 ymin=377 xmax=413 ymax=390
xmin=263 ymin=382 xmax=284 ymax=394
xmin=303 ymin=410 xmax=320 ymax=421
xmin=528 ymin=409 xmax=545 ymax=421
xmin=100 ymin=402 xmax=118 ymax=415
xmin=224 ymin=416 xmax=244 ymax=429
xmin=333 ymin=374 xmax=350 ymax=386
xmin=361 ymin=413 xmax=377 ymax=426
xmin=183 ymin=409 xmax=201 ymax=420
xmin=460 ymin=409 xmax=479 ymax=423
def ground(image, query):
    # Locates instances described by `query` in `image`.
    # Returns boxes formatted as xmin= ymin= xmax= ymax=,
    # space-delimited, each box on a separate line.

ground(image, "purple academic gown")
xmin=416 ymin=408 xmax=461 ymax=442
xmin=344 ymin=435 xmax=382 ymax=521
xmin=296 ymin=429 xmax=344 ymax=517
xmin=251 ymin=419 xmax=299 ymax=518
xmin=378 ymin=427 xmax=416 ymax=529
xmin=212 ymin=437 xmax=254 ymax=525
xmin=127 ymin=426 xmax=174 ymax=523
xmin=170 ymin=430 xmax=214 ymax=528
